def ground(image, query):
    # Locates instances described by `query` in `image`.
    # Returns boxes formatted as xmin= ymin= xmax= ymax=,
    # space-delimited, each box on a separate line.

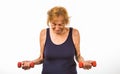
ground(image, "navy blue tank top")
xmin=42 ymin=27 xmax=77 ymax=74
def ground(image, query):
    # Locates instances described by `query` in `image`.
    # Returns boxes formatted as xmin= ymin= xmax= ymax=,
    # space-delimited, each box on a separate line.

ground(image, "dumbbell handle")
xmin=17 ymin=62 xmax=34 ymax=68
xmin=79 ymin=61 xmax=96 ymax=68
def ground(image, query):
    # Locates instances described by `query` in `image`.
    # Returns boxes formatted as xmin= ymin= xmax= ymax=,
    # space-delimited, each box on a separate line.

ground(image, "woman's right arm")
xmin=32 ymin=29 xmax=46 ymax=65
xmin=21 ymin=29 xmax=46 ymax=70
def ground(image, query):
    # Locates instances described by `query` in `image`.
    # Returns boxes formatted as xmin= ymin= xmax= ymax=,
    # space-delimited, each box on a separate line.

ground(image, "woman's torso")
xmin=42 ymin=27 xmax=77 ymax=74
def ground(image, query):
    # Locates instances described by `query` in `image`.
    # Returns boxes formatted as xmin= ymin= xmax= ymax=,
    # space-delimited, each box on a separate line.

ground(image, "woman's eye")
xmin=52 ymin=23 xmax=56 ymax=26
xmin=59 ymin=23 xmax=64 ymax=26
xmin=58 ymin=24 xmax=62 ymax=26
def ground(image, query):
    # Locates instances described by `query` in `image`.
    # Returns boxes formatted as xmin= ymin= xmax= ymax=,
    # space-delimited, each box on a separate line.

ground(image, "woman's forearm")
xmin=76 ymin=55 xmax=85 ymax=63
xmin=32 ymin=56 xmax=43 ymax=65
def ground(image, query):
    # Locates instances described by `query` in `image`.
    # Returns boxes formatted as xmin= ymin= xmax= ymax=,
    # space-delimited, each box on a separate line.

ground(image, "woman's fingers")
xmin=83 ymin=61 xmax=92 ymax=70
xmin=21 ymin=61 xmax=31 ymax=70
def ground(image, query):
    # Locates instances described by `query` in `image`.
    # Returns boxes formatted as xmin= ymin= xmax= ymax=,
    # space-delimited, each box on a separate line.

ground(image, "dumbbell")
xmin=79 ymin=61 xmax=96 ymax=68
xmin=17 ymin=61 xmax=34 ymax=68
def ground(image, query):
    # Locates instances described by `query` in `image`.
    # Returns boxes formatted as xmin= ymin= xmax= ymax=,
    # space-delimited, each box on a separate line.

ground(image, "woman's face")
xmin=50 ymin=16 xmax=66 ymax=34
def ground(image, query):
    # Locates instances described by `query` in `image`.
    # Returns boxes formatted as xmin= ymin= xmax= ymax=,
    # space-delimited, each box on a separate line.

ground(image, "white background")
xmin=0 ymin=0 xmax=120 ymax=74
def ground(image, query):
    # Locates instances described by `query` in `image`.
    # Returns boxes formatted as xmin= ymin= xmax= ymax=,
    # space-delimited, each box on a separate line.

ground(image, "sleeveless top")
xmin=42 ymin=27 xmax=77 ymax=74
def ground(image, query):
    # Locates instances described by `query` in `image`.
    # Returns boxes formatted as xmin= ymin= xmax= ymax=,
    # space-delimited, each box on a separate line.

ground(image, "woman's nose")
xmin=55 ymin=24 xmax=61 ymax=30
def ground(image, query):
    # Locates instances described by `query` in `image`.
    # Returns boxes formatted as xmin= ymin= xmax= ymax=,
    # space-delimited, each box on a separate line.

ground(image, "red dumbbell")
xmin=79 ymin=61 xmax=96 ymax=68
xmin=17 ymin=62 xmax=34 ymax=68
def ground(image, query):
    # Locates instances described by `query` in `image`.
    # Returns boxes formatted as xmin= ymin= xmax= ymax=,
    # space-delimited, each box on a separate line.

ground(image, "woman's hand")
xmin=21 ymin=61 xmax=33 ymax=70
xmin=82 ymin=60 xmax=93 ymax=70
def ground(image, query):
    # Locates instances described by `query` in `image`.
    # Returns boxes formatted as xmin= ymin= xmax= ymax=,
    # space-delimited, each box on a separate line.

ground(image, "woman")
xmin=21 ymin=6 xmax=93 ymax=74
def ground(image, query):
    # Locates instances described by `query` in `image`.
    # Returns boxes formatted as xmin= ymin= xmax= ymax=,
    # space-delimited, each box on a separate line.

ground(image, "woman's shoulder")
xmin=70 ymin=27 xmax=80 ymax=35
xmin=39 ymin=28 xmax=48 ymax=38
xmin=40 ymin=28 xmax=46 ymax=33
xmin=40 ymin=28 xmax=49 ymax=34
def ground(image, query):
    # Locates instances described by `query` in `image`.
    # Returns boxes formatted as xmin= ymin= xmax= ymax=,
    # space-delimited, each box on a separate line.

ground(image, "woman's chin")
xmin=55 ymin=31 xmax=62 ymax=34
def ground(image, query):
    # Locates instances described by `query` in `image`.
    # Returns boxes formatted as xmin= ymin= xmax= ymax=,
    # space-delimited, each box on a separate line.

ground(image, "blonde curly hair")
xmin=47 ymin=6 xmax=70 ymax=25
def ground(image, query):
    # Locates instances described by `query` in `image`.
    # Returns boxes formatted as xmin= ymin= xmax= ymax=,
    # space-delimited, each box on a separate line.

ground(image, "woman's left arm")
xmin=72 ymin=28 xmax=92 ymax=70
xmin=72 ymin=28 xmax=84 ymax=63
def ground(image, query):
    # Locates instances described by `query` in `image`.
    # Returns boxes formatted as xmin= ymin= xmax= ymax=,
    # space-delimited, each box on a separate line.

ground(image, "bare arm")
xmin=32 ymin=29 xmax=46 ymax=65
xmin=72 ymin=28 xmax=93 ymax=69
xmin=21 ymin=29 xmax=46 ymax=70
xmin=72 ymin=28 xmax=85 ymax=63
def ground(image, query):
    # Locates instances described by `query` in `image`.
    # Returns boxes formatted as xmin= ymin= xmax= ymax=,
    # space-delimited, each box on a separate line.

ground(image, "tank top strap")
xmin=46 ymin=28 xmax=49 ymax=36
xmin=70 ymin=27 xmax=73 ymax=36
xmin=46 ymin=28 xmax=51 ymax=42
xmin=68 ymin=27 xmax=73 ymax=39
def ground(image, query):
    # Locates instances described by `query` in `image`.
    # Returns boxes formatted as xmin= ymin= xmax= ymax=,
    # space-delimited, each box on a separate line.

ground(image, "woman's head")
xmin=47 ymin=6 xmax=70 ymax=34
xmin=47 ymin=6 xmax=69 ymax=26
